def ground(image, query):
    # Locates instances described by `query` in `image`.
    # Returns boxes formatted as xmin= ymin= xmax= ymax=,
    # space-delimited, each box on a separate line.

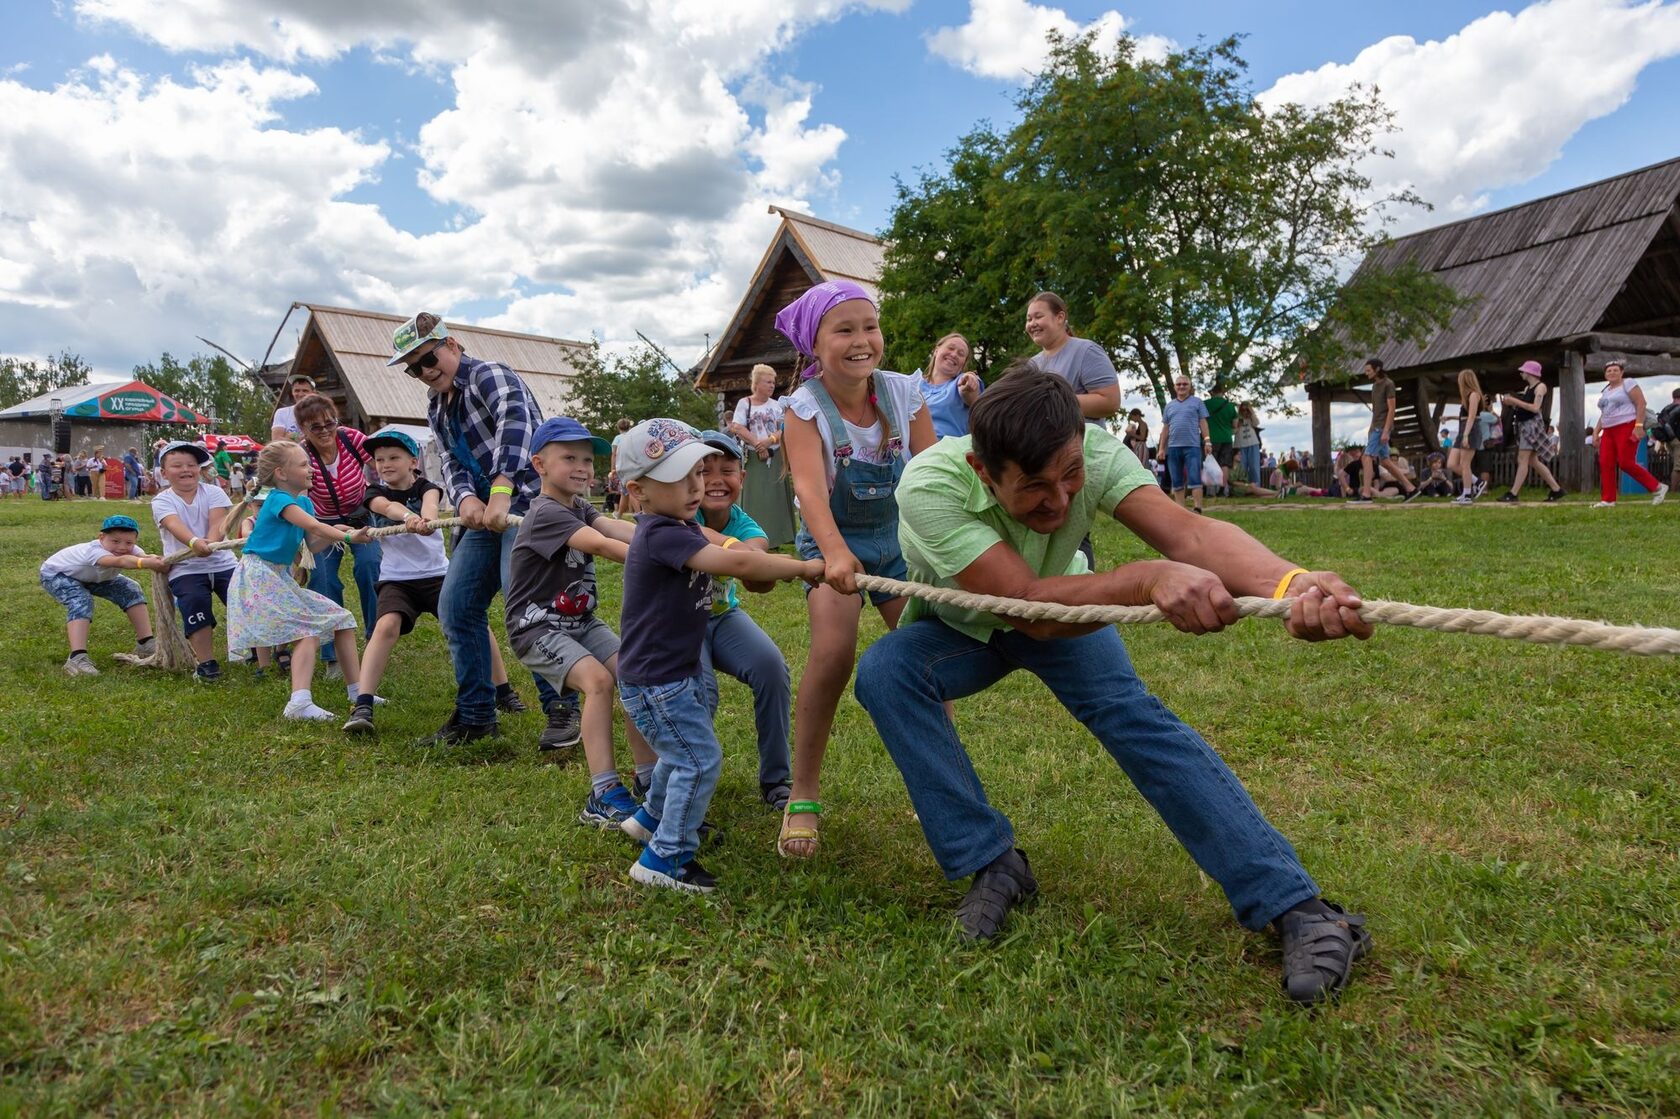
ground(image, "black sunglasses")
xmin=404 ymin=348 xmax=442 ymax=377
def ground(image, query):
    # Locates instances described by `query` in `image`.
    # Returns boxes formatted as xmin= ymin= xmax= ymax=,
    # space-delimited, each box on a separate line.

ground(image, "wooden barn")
xmin=273 ymin=304 xmax=590 ymax=432
xmin=694 ymin=207 xmax=885 ymax=410
xmin=1313 ymin=157 xmax=1680 ymax=489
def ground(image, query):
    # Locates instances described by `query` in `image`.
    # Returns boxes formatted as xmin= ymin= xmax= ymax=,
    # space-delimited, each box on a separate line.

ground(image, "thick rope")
xmin=853 ymin=575 xmax=1680 ymax=657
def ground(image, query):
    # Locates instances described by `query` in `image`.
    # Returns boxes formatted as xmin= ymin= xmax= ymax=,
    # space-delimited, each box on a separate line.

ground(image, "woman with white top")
xmin=726 ymin=363 xmax=797 ymax=547
xmin=1591 ymin=359 xmax=1666 ymax=507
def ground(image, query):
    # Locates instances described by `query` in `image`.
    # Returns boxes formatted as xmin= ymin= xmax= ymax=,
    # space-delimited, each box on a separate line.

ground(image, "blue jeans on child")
xmin=439 ymin=525 xmax=563 ymax=725
xmin=696 ymin=607 xmax=791 ymax=788
xmin=1165 ymin=445 xmax=1204 ymax=491
xmin=41 ymin=572 xmax=146 ymax=621
xmin=307 ymin=538 xmax=381 ymax=664
xmin=854 ymin=618 xmax=1320 ymax=931
xmin=619 ymin=676 xmax=722 ymax=863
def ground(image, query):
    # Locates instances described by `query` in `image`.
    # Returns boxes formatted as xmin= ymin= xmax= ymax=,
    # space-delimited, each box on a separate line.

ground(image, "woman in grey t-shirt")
xmin=1024 ymin=291 xmax=1120 ymax=424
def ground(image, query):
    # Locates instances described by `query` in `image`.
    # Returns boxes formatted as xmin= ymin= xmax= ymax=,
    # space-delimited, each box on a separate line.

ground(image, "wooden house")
xmin=694 ymin=207 xmax=885 ymax=410
xmin=276 ymin=304 xmax=590 ymax=432
xmin=1315 ymin=157 xmax=1680 ymax=489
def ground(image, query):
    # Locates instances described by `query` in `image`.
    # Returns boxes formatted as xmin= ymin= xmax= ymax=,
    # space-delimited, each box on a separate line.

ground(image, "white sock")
xmin=284 ymin=690 xmax=336 ymax=721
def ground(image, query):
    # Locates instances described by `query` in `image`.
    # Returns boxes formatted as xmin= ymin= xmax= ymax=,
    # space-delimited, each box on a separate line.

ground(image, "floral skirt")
xmin=228 ymin=554 xmax=356 ymax=653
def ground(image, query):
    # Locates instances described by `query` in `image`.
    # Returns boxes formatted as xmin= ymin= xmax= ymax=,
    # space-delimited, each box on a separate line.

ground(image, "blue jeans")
xmin=439 ymin=525 xmax=562 ymax=725
xmin=620 ymin=676 xmax=722 ymax=863
xmin=854 ymin=618 xmax=1319 ymax=930
xmin=1166 ymin=445 xmax=1204 ymax=491
xmin=308 ymin=538 xmax=382 ymax=664
xmin=1239 ymin=445 xmax=1261 ymax=488
xmin=696 ymin=607 xmax=791 ymax=787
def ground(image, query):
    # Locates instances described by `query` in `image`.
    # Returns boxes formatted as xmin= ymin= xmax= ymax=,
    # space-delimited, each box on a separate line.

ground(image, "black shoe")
xmin=1346 ymin=495 xmax=1373 ymax=504
xmin=761 ymin=782 xmax=792 ymax=811
xmin=632 ymin=770 xmax=651 ymax=800
xmin=1401 ymin=487 xmax=1423 ymax=503
xmin=1276 ymin=899 xmax=1371 ymax=1006
xmin=1545 ymin=488 xmax=1566 ymax=502
xmin=956 ymin=848 xmax=1038 ymax=941
xmin=194 ymin=659 xmax=222 ymax=684
xmin=538 ymin=703 xmax=582 ymax=751
xmin=342 ymin=702 xmax=375 ymax=735
xmin=418 ymin=710 xmax=498 ymax=747
xmin=496 ymin=686 xmax=529 ymax=714
xmin=1497 ymin=492 xmax=1519 ymax=503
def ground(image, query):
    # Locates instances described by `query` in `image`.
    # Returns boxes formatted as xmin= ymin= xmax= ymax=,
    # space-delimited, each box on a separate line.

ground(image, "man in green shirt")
xmin=853 ymin=367 xmax=1374 ymax=1005
xmin=211 ymin=445 xmax=233 ymax=490
xmin=1204 ymin=384 xmax=1237 ymax=492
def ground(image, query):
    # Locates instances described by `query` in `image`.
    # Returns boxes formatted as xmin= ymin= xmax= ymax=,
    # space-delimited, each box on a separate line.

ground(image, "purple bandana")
xmin=774 ymin=280 xmax=876 ymax=380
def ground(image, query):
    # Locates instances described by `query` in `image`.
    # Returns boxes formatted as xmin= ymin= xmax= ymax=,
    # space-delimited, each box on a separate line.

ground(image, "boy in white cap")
xmin=613 ymin=419 xmax=824 ymax=893
xmin=151 ymin=439 xmax=238 ymax=682
xmin=39 ymin=514 xmax=164 ymax=675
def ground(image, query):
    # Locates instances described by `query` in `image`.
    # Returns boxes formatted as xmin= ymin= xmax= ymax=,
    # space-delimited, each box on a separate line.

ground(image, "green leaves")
xmin=563 ymin=343 xmax=718 ymax=440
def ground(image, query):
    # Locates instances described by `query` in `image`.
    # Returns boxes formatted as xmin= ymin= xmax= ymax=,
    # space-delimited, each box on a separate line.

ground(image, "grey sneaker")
xmin=63 ymin=652 xmax=99 ymax=677
xmin=133 ymin=636 xmax=156 ymax=659
xmin=956 ymin=848 xmax=1038 ymax=940
xmin=538 ymin=702 xmax=582 ymax=752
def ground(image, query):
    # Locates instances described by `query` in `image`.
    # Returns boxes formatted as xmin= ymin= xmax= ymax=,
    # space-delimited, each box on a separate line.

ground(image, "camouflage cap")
xmin=388 ymin=312 xmax=449 ymax=367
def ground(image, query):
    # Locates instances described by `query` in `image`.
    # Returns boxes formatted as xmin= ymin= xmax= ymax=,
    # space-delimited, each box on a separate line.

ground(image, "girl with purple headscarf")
xmin=772 ymin=281 xmax=936 ymax=858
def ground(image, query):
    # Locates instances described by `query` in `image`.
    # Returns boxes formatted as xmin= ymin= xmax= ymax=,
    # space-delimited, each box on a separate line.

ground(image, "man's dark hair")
xmin=1365 ymin=357 xmax=1385 ymax=374
xmin=969 ymin=362 xmax=1084 ymax=477
xmin=1671 ymin=387 xmax=1680 ymax=400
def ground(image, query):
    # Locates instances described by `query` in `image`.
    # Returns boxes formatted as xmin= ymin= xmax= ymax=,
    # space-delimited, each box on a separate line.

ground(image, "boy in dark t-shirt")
xmin=504 ymin=418 xmax=653 ymax=827
xmin=343 ymin=430 xmax=525 ymax=734
xmin=613 ymin=419 xmax=823 ymax=894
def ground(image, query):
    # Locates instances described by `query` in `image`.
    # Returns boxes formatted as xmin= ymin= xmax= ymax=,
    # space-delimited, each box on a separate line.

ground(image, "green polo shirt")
xmin=1205 ymin=395 xmax=1236 ymax=444
xmin=898 ymin=425 xmax=1154 ymax=642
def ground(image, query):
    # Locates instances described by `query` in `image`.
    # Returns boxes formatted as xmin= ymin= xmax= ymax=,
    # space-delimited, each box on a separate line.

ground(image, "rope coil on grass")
xmin=852 ymin=574 xmax=1680 ymax=657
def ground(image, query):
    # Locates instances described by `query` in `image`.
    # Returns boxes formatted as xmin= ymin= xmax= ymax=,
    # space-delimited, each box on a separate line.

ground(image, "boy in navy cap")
xmin=504 ymin=417 xmax=654 ymax=825
xmin=40 ymin=514 xmax=166 ymax=675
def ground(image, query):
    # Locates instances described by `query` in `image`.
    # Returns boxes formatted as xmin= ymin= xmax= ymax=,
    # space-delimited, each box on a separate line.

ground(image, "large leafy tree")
xmin=880 ymin=33 xmax=1464 ymax=407
xmin=0 ymin=351 xmax=93 ymax=410
xmin=564 ymin=344 xmax=718 ymax=440
xmin=131 ymin=353 xmax=274 ymax=440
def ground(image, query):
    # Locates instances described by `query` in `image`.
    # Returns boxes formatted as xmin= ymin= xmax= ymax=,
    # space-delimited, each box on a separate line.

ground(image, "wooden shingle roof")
xmin=1353 ymin=157 xmax=1680 ymax=374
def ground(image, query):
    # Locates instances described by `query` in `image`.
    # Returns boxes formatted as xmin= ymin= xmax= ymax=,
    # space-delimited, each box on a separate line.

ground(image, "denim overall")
xmin=793 ymin=376 xmax=909 ymax=605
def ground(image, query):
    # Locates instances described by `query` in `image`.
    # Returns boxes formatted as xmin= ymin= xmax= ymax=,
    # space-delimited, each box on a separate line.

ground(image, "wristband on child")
xmin=342 ymin=532 xmax=353 ymax=545
xmin=188 ymin=536 xmax=200 ymax=548
xmin=1271 ymin=567 xmax=1309 ymax=599
xmin=489 ymin=484 xmax=515 ymax=497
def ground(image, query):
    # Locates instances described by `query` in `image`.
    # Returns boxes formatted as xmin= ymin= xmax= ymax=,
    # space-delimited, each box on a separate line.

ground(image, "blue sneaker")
xmin=579 ymin=784 xmax=638 ymax=828
xmin=629 ymin=847 xmax=717 ymax=894
xmin=621 ymin=805 xmax=659 ymax=844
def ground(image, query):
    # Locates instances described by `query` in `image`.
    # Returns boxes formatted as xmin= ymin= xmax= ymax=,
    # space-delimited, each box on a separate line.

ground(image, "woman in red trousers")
xmin=1592 ymin=360 xmax=1668 ymax=507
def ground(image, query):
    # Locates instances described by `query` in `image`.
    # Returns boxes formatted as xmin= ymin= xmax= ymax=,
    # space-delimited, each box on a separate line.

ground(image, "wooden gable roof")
xmin=1350 ymin=156 xmax=1680 ymax=377
xmin=695 ymin=207 xmax=885 ymax=393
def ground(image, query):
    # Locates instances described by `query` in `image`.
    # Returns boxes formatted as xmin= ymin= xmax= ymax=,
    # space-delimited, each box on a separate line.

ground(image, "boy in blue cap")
xmin=40 ymin=514 xmax=165 ymax=675
xmin=344 ymin=429 xmax=525 ymax=734
xmin=504 ymin=417 xmax=654 ymax=824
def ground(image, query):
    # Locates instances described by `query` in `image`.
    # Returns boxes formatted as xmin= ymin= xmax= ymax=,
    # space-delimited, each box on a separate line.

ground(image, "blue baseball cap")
xmin=532 ymin=417 xmax=611 ymax=456
xmin=363 ymin=428 xmax=420 ymax=457
xmin=700 ymin=429 xmax=744 ymax=461
xmin=157 ymin=439 xmax=210 ymax=465
xmin=101 ymin=514 xmax=140 ymax=533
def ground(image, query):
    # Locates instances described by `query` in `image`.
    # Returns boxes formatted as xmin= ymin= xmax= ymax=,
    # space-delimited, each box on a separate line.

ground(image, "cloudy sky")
xmin=4 ymin=0 xmax=1680 ymax=447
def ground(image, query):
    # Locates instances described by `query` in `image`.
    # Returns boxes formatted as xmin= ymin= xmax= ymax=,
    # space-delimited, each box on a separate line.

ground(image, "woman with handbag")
xmin=294 ymin=394 xmax=383 ymax=677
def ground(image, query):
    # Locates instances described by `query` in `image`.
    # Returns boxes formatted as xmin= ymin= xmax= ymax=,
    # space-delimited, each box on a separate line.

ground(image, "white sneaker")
xmin=1591 ymin=500 xmax=1617 ymax=508
xmin=63 ymin=653 xmax=100 ymax=676
xmin=283 ymin=698 xmax=338 ymax=721
xmin=1653 ymin=483 xmax=1669 ymax=506
xmin=1452 ymin=494 xmax=1474 ymax=505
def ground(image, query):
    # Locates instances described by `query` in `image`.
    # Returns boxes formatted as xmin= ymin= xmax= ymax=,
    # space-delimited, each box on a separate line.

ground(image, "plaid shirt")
xmin=427 ymin=353 xmax=544 ymax=514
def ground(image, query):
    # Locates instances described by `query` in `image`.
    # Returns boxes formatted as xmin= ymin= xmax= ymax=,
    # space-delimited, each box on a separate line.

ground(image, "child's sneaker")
xmin=579 ymin=784 xmax=639 ymax=827
xmin=194 ymin=659 xmax=222 ymax=684
xmin=283 ymin=694 xmax=337 ymax=721
xmin=632 ymin=770 xmax=651 ymax=800
xmin=63 ymin=652 xmax=99 ymax=677
xmin=621 ymin=805 xmax=659 ymax=844
xmin=629 ymin=847 xmax=717 ymax=894
xmin=342 ymin=701 xmax=376 ymax=735
xmin=495 ymin=685 xmax=529 ymax=714
xmin=133 ymin=636 xmax=156 ymax=659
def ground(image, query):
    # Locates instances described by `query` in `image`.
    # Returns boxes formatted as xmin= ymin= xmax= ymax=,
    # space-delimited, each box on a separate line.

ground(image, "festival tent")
xmin=0 ymin=379 xmax=210 ymax=424
xmin=204 ymin=433 xmax=263 ymax=453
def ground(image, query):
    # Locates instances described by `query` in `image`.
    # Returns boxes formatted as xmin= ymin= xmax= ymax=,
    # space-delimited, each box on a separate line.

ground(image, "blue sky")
xmin=3 ymin=1 xmax=1679 ymax=446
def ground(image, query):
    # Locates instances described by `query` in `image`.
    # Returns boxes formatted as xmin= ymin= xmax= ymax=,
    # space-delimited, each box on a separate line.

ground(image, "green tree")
xmin=564 ymin=344 xmax=718 ymax=442
xmin=131 ymin=353 xmax=274 ymax=442
xmin=0 ymin=351 xmax=94 ymax=410
xmin=879 ymin=33 xmax=1466 ymax=408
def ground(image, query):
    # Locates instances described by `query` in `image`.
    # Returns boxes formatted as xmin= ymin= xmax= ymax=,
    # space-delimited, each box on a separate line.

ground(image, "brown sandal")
xmin=777 ymin=800 xmax=822 ymax=859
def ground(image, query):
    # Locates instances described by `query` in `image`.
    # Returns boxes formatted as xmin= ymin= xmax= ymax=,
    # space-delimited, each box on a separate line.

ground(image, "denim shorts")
xmin=41 ymin=572 xmax=145 ymax=622
xmin=795 ymin=526 xmax=907 ymax=607
xmin=1364 ymin=430 xmax=1389 ymax=459
xmin=1165 ymin=445 xmax=1204 ymax=490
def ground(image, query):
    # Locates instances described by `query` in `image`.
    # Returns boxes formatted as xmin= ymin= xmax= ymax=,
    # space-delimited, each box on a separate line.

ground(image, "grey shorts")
xmin=512 ymin=616 xmax=620 ymax=690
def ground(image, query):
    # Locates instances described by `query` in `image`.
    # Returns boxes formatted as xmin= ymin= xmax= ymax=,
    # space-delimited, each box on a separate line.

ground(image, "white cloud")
xmin=926 ymin=0 xmax=1172 ymax=82
xmin=1261 ymin=0 xmax=1680 ymax=226
xmin=0 ymin=0 xmax=906 ymax=376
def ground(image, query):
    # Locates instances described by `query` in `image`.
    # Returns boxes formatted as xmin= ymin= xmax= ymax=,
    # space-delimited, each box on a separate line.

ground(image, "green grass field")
xmin=2 ymin=495 xmax=1676 ymax=1116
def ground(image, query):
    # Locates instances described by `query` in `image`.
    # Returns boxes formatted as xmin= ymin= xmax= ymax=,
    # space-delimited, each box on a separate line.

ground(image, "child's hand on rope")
xmin=404 ymin=513 xmax=433 ymax=536
xmin=824 ymin=550 xmax=864 ymax=596
xmin=189 ymin=537 xmax=213 ymax=558
xmin=797 ymin=558 xmax=826 ymax=586
xmin=346 ymin=526 xmax=374 ymax=546
xmin=1280 ymin=573 xmax=1371 ymax=642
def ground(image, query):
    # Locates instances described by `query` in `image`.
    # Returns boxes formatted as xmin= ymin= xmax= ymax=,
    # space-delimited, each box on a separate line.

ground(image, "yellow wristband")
xmin=188 ymin=536 xmax=200 ymax=548
xmin=721 ymin=536 xmax=739 ymax=549
xmin=489 ymin=485 xmax=515 ymax=497
xmin=1272 ymin=567 xmax=1309 ymax=599
xmin=132 ymin=556 xmax=143 ymax=569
